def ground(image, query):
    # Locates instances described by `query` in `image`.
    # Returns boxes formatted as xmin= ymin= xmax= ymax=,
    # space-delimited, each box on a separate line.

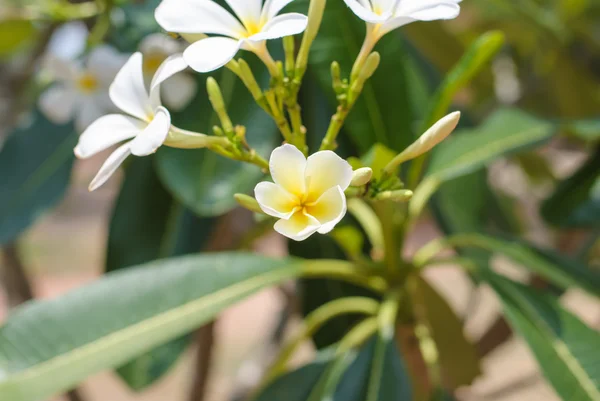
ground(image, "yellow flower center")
xmin=76 ymin=73 xmax=99 ymax=94
xmin=242 ymin=19 xmax=263 ymax=37
xmin=143 ymin=52 xmax=167 ymax=75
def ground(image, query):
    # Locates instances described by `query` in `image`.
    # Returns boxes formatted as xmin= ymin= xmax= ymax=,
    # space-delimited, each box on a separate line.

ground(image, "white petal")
xmin=88 ymin=142 xmax=132 ymax=191
xmin=306 ymin=186 xmax=347 ymax=234
xmin=42 ymin=55 xmax=79 ymax=82
xmin=109 ymin=52 xmax=152 ymax=121
xmin=38 ymin=85 xmax=76 ymax=124
xmin=380 ymin=16 xmax=414 ymax=34
xmin=162 ymin=73 xmax=197 ymax=110
xmin=183 ymin=37 xmax=241 ymax=73
xmin=255 ymin=182 xmax=299 ymax=219
xmin=129 ymin=106 xmax=171 ymax=156
xmin=140 ymin=33 xmax=181 ymax=55
xmin=47 ymin=21 xmax=88 ymax=60
xmin=248 ymin=13 xmax=308 ymax=42
xmin=269 ymin=144 xmax=306 ymax=198
xmin=305 ymin=150 xmax=353 ymax=201
xmin=75 ymin=114 xmax=144 ymax=159
xmin=342 ymin=0 xmax=388 ymax=23
xmin=88 ymin=45 xmax=127 ymax=85
xmin=225 ymin=0 xmax=262 ymax=25
xmin=274 ymin=210 xmax=321 ymax=241
xmin=260 ymin=0 xmax=294 ymax=23
xmin=149 ymin=53 xmax=189 ymax=107
xmin=75 ymin=98 xmax=105 ymax=133
xmin=155 ymin=0 xmax=245 ymax=37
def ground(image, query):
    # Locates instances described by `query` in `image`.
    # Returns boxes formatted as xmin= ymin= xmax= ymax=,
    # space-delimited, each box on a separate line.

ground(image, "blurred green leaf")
xmin=0 ymin=20 xmax=36 ymax=57
xmin=0 ymin=253 xmax=313 ymax=401
xmin=427 ymin=108 xmax=554 ymax=182
xmin=416 ymin=277 xmax=481 ymax=389
xmin=0 ymin=110 xmax=76 ymax=245
xmin=106 ymin=156 xmax=216 ymax=391
xmin=566 ymin=119 xmax=600 ymax=142
xmin=541 ymin=150 xmax=600 ymax=228
xmin=156 ymin=67 xmax=276 ymax=217
xmin=484 ymin=272 xmax=600 ymax=401
xmin=255 ymin=336 xmax=412 ymax=401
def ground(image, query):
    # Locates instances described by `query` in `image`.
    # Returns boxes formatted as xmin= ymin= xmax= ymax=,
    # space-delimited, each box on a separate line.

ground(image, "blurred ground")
xmin=1 ymin=152 xmax=599 ymax=401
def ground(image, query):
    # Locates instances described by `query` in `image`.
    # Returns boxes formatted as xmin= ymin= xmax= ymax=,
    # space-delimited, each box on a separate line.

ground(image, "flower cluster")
xmin=44 ymin=0 xmax=462 ymax=241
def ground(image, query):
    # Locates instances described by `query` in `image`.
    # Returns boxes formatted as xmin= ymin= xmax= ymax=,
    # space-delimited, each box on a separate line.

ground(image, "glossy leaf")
xmin=484 ymin=272 xmax=600 ymax=401
xmin=255 ymin=336 xmax=412 ymax=401
xmin=541 ymin=151 xmax=600 ymax=228
xmin=106 ymin=156 xmax=215 ymax=390
xmin=427 ymin=108 xmax=554 ymax=182
xmin=416 ymin=277 xmax=481 ymax=389
xmin=0 ymin=110 xmax=76 ymax=245
xmin=0 ymin=253 xmax=309 ymax=401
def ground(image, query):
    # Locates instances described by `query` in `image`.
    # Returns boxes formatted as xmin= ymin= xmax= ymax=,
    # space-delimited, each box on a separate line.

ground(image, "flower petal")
xmin=269 ymin=144 xmax=306 ymax=198
xmin=38 ymin=85 xmax=76 ymax=124
xmin=274 ymin=210 xmax=321 ymax=241
xmin=47 ymin=21 xmax=87 ymax=60
xmin=183 ymin=37 xmax=241 ymax=73
xmin=140 ymin=33 xmax=181 ymax=55
xmin=248 ymin=13 xmax=308 ymax=42
xmin=225 ymin=0 xmax=262 ymax=26
xmin=343 ymin=0 xmax=388 ymax=23
xmin=155 ymin=0 xmax=245 ymax=37
xmin=42 ymin=55 xmax=80 ymax=83
xmin=255 ymin=182 xmax=298 ymax=219
xmin=305 ymin=150 xmax=353 ymax=201
xmin=75 ymin=97 xmax=106 ymax=133
xmin=161 ymin=72 xmax=197 ymax=111
xmin=75 ymin=114 xmax=144 ymax=159
xmin=88 ymin=142 xmax=132 ymax=191
xmin=109 ymin=52 xmax=152 ymax=121
xmin=306 ymin=186 xmax=347 ymax=234
xmin=129 ymin=106 xmax=171 ymax=156
xmin=88 ymin=45 xmax=127 ymax=85
xmin=149 ymin=53 xmax=189 ymax=108
xmin=260 ymin=0 xmax=294 ymax=23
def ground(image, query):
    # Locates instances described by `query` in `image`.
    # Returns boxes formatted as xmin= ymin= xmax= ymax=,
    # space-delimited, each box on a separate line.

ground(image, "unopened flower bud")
xmin=234 ymin=194 xmax=265 ymax=214
xmin=350 ymin=167 xmax=373 ymax=187
xmin=375 ymin=189 xmax=414 ymax=202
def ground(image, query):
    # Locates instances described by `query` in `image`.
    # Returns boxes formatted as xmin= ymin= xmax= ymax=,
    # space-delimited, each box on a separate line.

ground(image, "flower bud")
xmin=350 ymin=167 xmax=373 ymax=187
xmin=375 ymin=189 xmax=414 ymax=202
xmin=234 ymin=194 xmax=265 ymax=214
xmin=164 ymin=127 xmax=230 ymax=149
xmin=295 ymin=0 xmax=327 ymax=78
xmin=206 ymin=77 xmax=233 ymax=132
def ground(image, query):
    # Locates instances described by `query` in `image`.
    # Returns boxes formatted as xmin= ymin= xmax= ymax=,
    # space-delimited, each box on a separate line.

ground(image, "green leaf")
xmin=156 ymin=67 xmax=276 ymax=217
xmin=307 ymin=1 xmax=429 ymax=152
xmin=255 ymin=336 xmax=412 ymax=401
xmin=427 ymin=108 xmax=554 ymax=182
xmin=566 ymin=119 xmax=600 ymax=142
xmin=0 ymin=110 xmax=76 ymax=245
xmin=449 ymin=234 xmax=600 ymax=298
xmin=541 ymin=150 xmax=600 ymax=228
xmin=0 ymin=20 xmax=37 ymax=57
xmin=483 ymin=272 xmax=600 ymax=401
xmin=423 ymin=31 xmax=505 ymax=129
xmin=0 ymin=253 xmax=310 ymax=401
xmin=416 ymin=277 xmax=481 ymax=389
xmin=106 ymin=156 xmax=216 ymax=390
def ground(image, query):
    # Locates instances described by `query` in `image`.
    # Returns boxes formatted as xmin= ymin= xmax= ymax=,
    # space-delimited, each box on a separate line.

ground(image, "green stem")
xmin=412 ymin=233 xmax=495 ymax=268
xmin=300 ymin=261 xmax=389 ymax=293
xmin=350 ymin=28 xmax=377 ymax=83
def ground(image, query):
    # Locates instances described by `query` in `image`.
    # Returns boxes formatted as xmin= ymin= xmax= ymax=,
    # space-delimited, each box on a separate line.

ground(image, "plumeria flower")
xmin=344 ymin=0 xmax=461 ymax=40
xmin=39 ymin=45 xmax=128 ymax=132
xmin=155 ymin=0 xmax=308 ymax=73
xmin=255 ymin=144 xmax=353 ymax=241
xmin=139 ymin=33 xmax=197 ymax=110
xmin=75 ymin=52 xmax=190 ymax=191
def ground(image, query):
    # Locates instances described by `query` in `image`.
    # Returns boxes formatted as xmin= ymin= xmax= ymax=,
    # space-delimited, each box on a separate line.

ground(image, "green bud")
xmin=207 ymin=77 xmax=233 ymax=133
xmin=237 ymin=59 xmax=264 ymax=101
xmin=283 ymin=36 xmax=295 ymax=77
xmin=350 ymin=167 xmax=373 ymax=187
xmin=359 ymin=52 xmax=381 ymax=82
xmin=165 ymin=126 xmax=231 ymax=149
xmin=295 ymin=0 xmax=327 ymax=79
xmin=375 ymin=189 xmax=414 ymax=202
xmin=234 ymin=194 xmax=265 ymax=214
xmin=331 ymin=61 xmax=343 ymax=93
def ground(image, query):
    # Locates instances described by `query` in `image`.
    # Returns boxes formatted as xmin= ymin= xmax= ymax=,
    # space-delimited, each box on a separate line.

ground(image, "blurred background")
xmin=0 ymin=0 xmax=599 ymax=400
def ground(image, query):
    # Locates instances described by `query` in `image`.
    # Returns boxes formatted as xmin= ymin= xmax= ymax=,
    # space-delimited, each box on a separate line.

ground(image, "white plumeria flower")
xmin=39 ymin=45 xmax=127 ymax=132
xmin=155 ymin=0 xmax=308 ymax=73
xmin=255 ymin=144 xmax=353 ymax=241
xmin=344 ymin=0 xmax=461 ymax=39
xmin=139 ymin=33 xmax=198 ymax=111
xmin=75 ymin=52 xmax=189 ymax=191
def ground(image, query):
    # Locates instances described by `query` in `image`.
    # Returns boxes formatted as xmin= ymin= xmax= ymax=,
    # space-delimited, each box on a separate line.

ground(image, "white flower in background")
xmin=39 ymin=45 xmax=128 ymax=132
xmin=255 ymin=144 xmax=353 ymax=241
xmin=155 ymin=0 xmax=308 ymax=73
xmin=139 ymin=33 xmax=197 ymax=110
xmin=75 ymin=52 xmax=189 ymax=191
xmin=344 ymin=0 xmax=461 ymax=39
